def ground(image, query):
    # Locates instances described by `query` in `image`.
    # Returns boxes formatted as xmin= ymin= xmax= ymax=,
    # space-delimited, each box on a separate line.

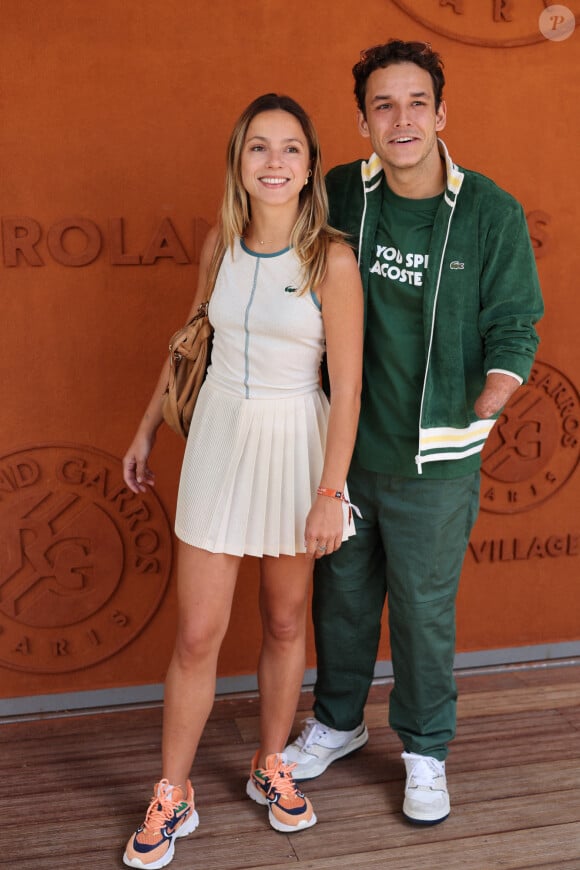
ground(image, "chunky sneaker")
xmin=284 ymin=717 xmax=369 ymax=780
xmin=402 ymin=752 xmax=450 ymax=825
xmin=123 ymin=779 xmax=199 ymax=868
xmin=246 ymin=751 xmax=317 ymax=832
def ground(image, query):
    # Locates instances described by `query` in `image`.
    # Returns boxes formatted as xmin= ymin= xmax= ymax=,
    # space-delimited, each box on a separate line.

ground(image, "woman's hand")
xmin=122 ymin=429 xmax=157 ymax=494
xmin=304 ymin=494 xmax=344 ymax=559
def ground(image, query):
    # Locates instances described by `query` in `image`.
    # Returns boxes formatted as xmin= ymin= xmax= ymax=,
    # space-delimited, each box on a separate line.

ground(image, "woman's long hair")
xmin=206 ymin=93 xmax=343 ymax=296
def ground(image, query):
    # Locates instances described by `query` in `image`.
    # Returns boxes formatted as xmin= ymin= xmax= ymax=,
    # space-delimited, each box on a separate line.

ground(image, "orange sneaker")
xmin=246 ymin=752 xmax=317 ymax=832
xmin=123 ymin=779 xmax=199 ymax=868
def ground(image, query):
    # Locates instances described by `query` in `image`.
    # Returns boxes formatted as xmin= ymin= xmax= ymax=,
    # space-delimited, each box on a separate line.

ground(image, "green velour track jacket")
xmin=326 ymin=139 xmax=544 ymax=473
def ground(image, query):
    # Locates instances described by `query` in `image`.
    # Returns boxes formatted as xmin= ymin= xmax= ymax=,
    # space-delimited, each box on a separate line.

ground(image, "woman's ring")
xmin=317 ymin=544 xmax=327 ymax=552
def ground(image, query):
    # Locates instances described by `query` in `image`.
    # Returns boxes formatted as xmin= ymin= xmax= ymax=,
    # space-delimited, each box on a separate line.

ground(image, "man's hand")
xmin=474 ymin=372 xmax=521 ymax=419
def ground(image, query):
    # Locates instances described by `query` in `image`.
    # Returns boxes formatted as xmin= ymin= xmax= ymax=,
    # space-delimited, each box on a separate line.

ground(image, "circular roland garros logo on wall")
xmin=480 ymin=361 xmax=580 ymax=513
xmin=390 ymin=1 xmax=579 ymax=47
xmin=0 ymin=444 xmax=173 ymax=673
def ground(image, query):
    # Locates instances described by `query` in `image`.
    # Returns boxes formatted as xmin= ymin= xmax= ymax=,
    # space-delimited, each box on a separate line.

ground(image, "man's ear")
xmin=357 ymin=110 xmax=370 ymax=139
xmin=435 ymin=99 xmax=447 ymax=132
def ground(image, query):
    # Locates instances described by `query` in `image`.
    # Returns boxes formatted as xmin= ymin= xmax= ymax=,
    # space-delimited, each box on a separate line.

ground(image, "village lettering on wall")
xmin=469 ymin=533 xmax=579 ymax=563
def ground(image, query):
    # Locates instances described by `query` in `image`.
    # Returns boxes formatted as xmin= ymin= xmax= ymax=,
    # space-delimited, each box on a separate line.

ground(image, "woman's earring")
xmin=304 ymin=169 xmax=313 ymax=186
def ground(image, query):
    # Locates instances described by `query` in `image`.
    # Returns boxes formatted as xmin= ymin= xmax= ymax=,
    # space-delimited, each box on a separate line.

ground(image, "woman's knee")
xmin=173 ymin=615 xmax=226 ymax=665
xmin=262 ymin=607 xmax=306 ymax=645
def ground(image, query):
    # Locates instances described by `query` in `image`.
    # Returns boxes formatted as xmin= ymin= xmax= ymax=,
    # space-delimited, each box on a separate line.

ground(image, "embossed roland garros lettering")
xmin=0 ymin=211 xmax=552 ymax=266
xmin=528 ymin=369 xmax=579 ymax=447
xmin=0 ymin=459 xmax=41 ymax=496
xmin=1 ymin=216 xmax=211 ymax=267
xmin=59 ymin=458 xmax=148 ymax=519
xmin=0 ymin=444 xmax=172 ymax=673
xmin=390 ymin=0 xmax=576 ymax=48
xmin=57 ymin=457 xmax=162 ymax=571
xmin=9 ymin=630 xmax=117 ymax=658
xmin=481 ymin=361 xmax=580 ymax=513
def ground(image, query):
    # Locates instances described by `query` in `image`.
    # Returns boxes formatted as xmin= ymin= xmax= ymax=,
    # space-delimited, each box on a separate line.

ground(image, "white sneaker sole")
xmin=403 ymin=796 xmax=450 ymax=826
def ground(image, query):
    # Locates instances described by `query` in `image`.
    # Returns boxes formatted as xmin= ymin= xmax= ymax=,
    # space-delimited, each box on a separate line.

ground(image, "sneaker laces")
xmin=262 ymin=755 xmax=302 ymax=799
xmin=142 ymin=780 xmax=181 ymax=832
xmin=295 ymin=718 xmax=327 ymax=751
xmin=408 ymin=756 xmax=445 ymax=788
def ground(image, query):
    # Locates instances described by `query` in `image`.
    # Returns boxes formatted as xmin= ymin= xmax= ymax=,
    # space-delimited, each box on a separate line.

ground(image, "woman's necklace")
xmin=243 ymin=232 xmax=289 ymax=251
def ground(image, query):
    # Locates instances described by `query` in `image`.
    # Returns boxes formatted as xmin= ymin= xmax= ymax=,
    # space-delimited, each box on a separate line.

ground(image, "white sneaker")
xmin=284 ymin=718 xmax=368 ymax=780
xmin=402 ymin=752 xmax=450 ymax=825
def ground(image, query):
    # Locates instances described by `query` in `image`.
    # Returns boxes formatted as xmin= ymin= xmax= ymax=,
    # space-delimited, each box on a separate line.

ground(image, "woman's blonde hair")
xmin=206 ymin=93 xmax=343 ymax=296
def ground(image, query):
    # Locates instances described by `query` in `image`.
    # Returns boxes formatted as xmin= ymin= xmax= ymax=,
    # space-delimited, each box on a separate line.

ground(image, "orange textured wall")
xmin=1 ymin=0 xmax=579 ymax=700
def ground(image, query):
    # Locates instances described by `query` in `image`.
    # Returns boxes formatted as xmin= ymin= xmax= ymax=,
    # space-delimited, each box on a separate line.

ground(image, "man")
xmin=285 ymin=40 xmax=543 ymax=825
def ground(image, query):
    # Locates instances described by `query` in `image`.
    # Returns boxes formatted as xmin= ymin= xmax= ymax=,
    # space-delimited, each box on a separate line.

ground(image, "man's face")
xmin=358 ymin=62 xmax=446 ymax=176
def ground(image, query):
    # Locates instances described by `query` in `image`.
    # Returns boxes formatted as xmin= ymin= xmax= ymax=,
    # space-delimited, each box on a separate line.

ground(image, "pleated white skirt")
xmin=174 ymin=381 xmax=355 ymax=557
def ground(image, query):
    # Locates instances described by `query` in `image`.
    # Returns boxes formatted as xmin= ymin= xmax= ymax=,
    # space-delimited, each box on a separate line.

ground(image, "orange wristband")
xmin=316 ymin=487 xmax=362 ymax=523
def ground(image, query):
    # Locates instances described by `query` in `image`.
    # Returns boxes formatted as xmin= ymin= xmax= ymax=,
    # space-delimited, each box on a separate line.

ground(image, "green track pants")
xmin=312 ymin=461 xmax=481 ymax=761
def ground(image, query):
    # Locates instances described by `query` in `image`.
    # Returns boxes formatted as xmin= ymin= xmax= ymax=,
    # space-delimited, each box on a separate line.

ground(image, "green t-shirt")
xmin=353 ymin=181 xmax=480 ymax=479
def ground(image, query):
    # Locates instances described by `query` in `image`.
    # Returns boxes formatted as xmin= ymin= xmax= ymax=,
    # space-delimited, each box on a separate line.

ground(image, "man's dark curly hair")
xmin=353 ymin=39 xmax=445 ymax=117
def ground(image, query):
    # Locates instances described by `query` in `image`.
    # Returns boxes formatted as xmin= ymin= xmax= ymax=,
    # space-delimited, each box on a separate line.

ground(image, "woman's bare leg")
xmin=161 ymin=541 xmax=241 ymax=788
xmin=255 ymin=554 xmax=313 ymax=767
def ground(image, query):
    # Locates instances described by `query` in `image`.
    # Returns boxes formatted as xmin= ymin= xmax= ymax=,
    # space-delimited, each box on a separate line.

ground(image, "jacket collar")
xmin=360 ymin=138 xmax=464 ymax=197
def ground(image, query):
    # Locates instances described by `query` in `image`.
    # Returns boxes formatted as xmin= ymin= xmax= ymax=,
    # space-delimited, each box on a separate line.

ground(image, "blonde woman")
xmin=122 ymin=93 xmax=363 ymax=869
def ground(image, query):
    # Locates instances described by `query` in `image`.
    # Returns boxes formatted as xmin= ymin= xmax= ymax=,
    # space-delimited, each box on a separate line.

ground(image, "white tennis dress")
xmin=174 ymin=237 xmax=355 ymax=557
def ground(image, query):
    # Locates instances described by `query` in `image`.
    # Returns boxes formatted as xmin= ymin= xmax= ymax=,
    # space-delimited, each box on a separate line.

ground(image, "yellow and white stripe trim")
xmin=416 ymin=418 xmax=496 ymax=468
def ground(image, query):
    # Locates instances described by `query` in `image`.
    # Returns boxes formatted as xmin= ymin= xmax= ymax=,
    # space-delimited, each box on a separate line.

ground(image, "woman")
xmin=122 ymin=93 xmax=363 ymax=869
